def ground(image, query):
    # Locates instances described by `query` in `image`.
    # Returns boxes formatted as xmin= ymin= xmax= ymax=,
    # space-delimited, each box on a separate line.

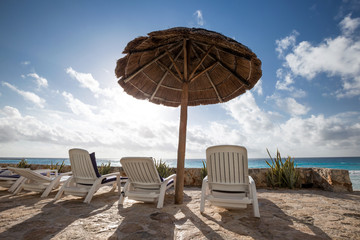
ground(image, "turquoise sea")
xmin=1 ymin=157 xmax=359 ymax=191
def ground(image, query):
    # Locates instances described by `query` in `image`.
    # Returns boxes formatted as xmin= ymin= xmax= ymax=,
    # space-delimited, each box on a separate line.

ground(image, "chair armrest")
xmin=101 ymin=172 xmax=120 ymax=178
xmin=34 ymin=169 xmax=52 ymax=173
xmin=35 ymin=169 xmax=58 ymax=176
xmin=163 ymin=174 xmax=176 ymax=183
xmin=97 ymin=172 xmax=120 ymax=182
xmin=119 ymin=176 xmax=128 ymax=183
xmin=248 ymin=176 xmax=255 ymax=185
xmin=202 ymin=176 xmax=208 ymax=186
xmin=59 ymin=172 xmax=72 ymax=176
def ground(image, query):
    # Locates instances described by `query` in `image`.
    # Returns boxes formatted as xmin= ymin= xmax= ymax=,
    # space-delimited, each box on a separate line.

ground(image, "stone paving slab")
xmin=0 ymin=187 xmax=359 ymax=239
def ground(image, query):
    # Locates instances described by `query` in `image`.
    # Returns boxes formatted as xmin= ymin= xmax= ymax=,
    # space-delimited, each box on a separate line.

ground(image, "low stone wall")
xmin=298 ymin=168 xmax=353 ymax=192
xmin=1 ymin=164 xmax=352 ymax=192
xmin=181 ymin=167 xmax=353 ymax=192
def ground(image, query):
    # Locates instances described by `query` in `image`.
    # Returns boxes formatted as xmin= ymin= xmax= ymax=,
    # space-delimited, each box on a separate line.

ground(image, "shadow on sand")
xmin=110 ymin=188 xmax=332 ymax=239
xmin=201 ymin=198 xmax=331 ymax=239
xmin=0 ymin=189 xmax=117 ymax=239
xmin=110 ymin=191 xmax=228 ymax=239
xmin=2 ymin=187 xmax=355 ymax=239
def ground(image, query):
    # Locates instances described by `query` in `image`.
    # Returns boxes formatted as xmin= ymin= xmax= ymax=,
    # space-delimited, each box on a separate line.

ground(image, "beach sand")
xmin=0 ymin=187 xmax=359 ymax=239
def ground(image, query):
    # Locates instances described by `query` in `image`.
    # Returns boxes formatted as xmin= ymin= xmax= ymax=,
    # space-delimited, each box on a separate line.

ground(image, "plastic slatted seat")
xmin=55 ymin=148 xmax=122 ymax=203
xmin=7 ymin=167 xmax=71 ymax=197
xmin=119 ymin=157 xmax=176 ymax=208
xmin=200 ymin=145 xmax=260 ymax=218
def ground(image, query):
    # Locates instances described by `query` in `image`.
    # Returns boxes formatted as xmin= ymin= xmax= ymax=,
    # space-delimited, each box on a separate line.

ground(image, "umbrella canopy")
xmin=115 ymin=27 xmax=262 ymax=203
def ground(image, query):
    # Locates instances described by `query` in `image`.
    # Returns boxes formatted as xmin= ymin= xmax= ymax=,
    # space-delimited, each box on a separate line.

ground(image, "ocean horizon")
xmin=1 ymin=156 xmax=359 ymax=190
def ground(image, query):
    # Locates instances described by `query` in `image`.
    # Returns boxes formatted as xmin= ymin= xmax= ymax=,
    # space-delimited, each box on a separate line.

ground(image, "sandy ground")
xmin=0 ymin=186 xmax=359 ymax=240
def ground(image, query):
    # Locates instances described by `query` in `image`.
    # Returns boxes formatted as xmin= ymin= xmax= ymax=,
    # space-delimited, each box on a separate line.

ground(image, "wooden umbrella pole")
xmin=175 ymin=82 xmax=188 ymax=204
xmin=175 ymin=38 xmax=190 ymax=204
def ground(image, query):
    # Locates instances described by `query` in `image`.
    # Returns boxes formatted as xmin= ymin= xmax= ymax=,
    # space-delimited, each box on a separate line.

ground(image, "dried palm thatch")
xmin=115 ymin=27 xmax=262 ymax=107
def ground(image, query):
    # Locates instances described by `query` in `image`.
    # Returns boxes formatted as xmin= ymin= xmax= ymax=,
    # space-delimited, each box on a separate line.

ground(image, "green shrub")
xmin=200 ymin=160 xmax=207 ymax=180
xmin=266 ymin=148 xmax=299 ymax=189
xmin=17 ymin=159 xmax=31 ymax=168
xmin=98 ymin=161 xmax=112 ymax=175
xmin=50 ymin=160 xmax=66 ymax=173
xmin=154 ymin=159 xmax=174 ymax=178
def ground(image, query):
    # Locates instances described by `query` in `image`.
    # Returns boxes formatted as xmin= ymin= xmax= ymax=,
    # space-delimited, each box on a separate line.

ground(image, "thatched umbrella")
xmin=115 ymin=27 xmax=262 ymax=204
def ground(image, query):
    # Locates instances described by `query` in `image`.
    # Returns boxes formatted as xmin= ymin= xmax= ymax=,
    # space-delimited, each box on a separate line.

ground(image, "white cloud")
xmin=187 ymin=122 xmax=244 ymax=151
xmin=335 ymin=76 xmax=360 ymax=98
xmin=194 ymin=10 xmax=204 ymax=26
xmin=223 ymin=92 xmax=274 ymax=134
xmin=292 ymin=89 xmax=307 ymax=98
xmin=286 ymin=36 xmax=360 ymax=80
xmin=222 ymin=92 xmax=360 ymax=157
xmin=62 ymin=91 xmax=95 ymax=117
xmin=2 ymin=82 xmax=45 ymax=108
xmin=266 ymin=93 xmax=310 ymax=116
xmin=279 ymin=112 xmax=360 ymax=152
xmin=275 ymin=30 xmax=299 ymax=57
xmin=1 ymin=106 xmax=21 ymax=118
xmin=276 ymin=14 xmax=360 ymax=98
xmin=275 ymin=97 xmax=310 ymax=116
xmin=275 ymin=69 xmax=294 ymax=91
xmin=0 ymin=106 xmax=62 ymax=143
xmin=21 ymin=61 xmax=30 ymax=65
xmin=253 ymin=79 xmax=263 ymax=95
xmin=339 ymin=13 xmax=360 ymax=35
xmin=28 ymin=73 xmax=48 ymax=89
xmin=66 ymin=67 xmax=100 ymax=93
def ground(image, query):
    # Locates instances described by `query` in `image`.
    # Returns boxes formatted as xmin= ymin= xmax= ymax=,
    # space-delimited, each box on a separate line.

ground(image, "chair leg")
xmin=116 ymin=177 xmax=121 ymax=193
xmin=13 ymin=179 xmax=26 ymax=195
xmin=84 ymin=184 xmax=98 ymax=204
xmin=157 ymin=183 xmax=167 ymax=208
xmin=8 ymin=177 xmax=25 ymax=193
xmin=41 ymin=184 xmax=53 ymax=197
xmin=111 ymin=178 xmax=118 ymax=192
xmin=54 ymin=177 xmax=72 ymax=201
xmin=249 ymin=178 xmax=260 ymax=218
xmin=54 ymin=184 xmax=65 ymax=200
xmin=252 ymin=199 xmax=260 ymax=218
xmin=41 ymin=177 xmax=61 ymax=197
xmin=119 ymin=181 xmax=129 ymax=205
xmin=200 ymin=179 xmax=208 ymax=213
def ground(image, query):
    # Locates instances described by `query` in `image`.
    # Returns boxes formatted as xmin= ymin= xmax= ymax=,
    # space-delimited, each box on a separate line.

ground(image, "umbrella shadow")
xmin=109 ymin=191 xmax=180 ymax=239
xmin=109 ymin=190 xmax=225 ymax=239
xmin=201 ymin=197 xmax=331 ymax=240
xmin=0 ymin=190 xmax=118 ymax=239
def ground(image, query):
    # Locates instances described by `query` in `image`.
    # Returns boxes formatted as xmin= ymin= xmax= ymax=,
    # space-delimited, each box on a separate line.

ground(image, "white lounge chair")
xmin=0 ymin=168 xmax=25 ymax=193
xmin=200 ymin=145 xmax=260 ymax=218
xmin=119 ymin=157 xmax=176 ymax=208
xmin=55 ymin=148 xmax=121 ymax=204
xmin=7 ymin=167 xmax=72 ymax=197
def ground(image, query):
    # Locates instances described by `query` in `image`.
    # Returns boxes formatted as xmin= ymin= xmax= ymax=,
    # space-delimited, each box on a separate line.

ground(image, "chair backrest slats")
xmin=206 ymin=145 xmax=249 ymax=185
xmin=224 ymin=151 xmax=230 ymax=183
xmin=69 ymin=149 xmax=98 ymax=184
xmin=120 ymin=157 xmax=161 ymax=184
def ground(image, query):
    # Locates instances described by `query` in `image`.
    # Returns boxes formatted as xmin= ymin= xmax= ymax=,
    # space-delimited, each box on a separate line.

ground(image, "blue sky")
xmin=0 ymin=0 xmax=359 ymax=159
